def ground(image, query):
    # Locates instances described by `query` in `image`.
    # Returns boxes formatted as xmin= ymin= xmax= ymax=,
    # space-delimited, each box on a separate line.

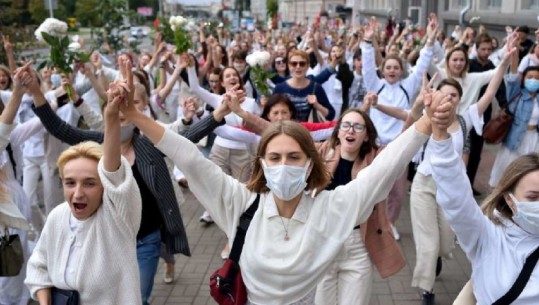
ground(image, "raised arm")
xmin=476 ymin=42 xmax=516 ymax=115
xmin=28 ymin=71 xmax=103 ymax=145
xmin=0 ymin=64 xmax=29 ymax=126
xmin=360 ymin=20 xmax=384 ymax=92
xmin=2 ymin=35 xmax=16 ymax=72
xmin=429 ymin=105 xmax=493 ymax=261
xmin=185 ymin=61 xmax=222 ymax=109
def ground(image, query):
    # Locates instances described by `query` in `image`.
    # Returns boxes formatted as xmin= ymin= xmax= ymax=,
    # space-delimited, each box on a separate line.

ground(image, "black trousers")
xmin=466 ymin=104 xmax=493 ymax=186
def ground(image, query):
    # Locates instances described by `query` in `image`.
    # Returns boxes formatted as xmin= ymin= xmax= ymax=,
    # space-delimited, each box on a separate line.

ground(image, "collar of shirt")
xmin=264 ymin=193 xmax=310 ymax=223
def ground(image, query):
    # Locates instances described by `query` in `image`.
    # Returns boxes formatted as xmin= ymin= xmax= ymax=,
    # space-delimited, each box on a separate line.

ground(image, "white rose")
xmin=171 ymin=24 xmax=177 ymax=32
xmin=246 ymin=53 xmax=257 ymax=67
xmin=35 ymin=17 xmax=68 ymax=41
xmin=260 ymin=51 xmax=271 ymax=65
xmin=169 ymin=16 xmax=175 ymax=26
xmin=68 ymin=42 xmax=81 ymax=52
xmin=177 ymin=16 xmax=187 ymax=26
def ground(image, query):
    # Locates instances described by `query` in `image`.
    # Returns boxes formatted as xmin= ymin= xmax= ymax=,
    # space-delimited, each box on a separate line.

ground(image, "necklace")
xmin=279 ymin=216 xmax=291 ymax=241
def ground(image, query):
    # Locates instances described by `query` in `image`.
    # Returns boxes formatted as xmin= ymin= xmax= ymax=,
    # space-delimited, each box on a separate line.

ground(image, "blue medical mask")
xmin=509 ymin=193 xmax=539 ymax=235
xmin=523 ymin=79 xmax=539 ymax=93
xmin=261 ymin=159 xmax=311 ymax=201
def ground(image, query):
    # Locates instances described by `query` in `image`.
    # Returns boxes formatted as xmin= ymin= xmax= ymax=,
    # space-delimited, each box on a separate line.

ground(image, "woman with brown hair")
xmin=315 ymin=94 xmax=406 ymax=305
xmin=429 ymin=109 xmax=539 ymax=304
xmin=118 ymin=65 xmax=455 ymax=303
xmin=408 ymin=42 xmax=515 ymax=304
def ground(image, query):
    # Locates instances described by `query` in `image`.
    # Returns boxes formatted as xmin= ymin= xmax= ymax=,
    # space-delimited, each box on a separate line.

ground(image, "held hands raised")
xmin=105 ymin=56 xmax=133 ymax=119
xmin=424 ymin=90 xmax=456 ymax=140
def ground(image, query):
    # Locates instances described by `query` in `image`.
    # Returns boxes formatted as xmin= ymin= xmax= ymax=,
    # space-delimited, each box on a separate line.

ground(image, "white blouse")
xmin=155 ymin=123 xmax=429 ymax=304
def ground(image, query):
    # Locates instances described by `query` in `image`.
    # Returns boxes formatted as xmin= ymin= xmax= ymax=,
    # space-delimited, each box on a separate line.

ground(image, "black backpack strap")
xmin=228 ymin=194 xmax=261 ymax=263
xmin=456 ymin=114 xmax=467 ymax=138
xmin=375 ymin=84 xmax=409 ymax=105
xmin=376 ymin=84 xmax=385 ymax=95
xmin=399 ymin=84 xmax=410 ymax=105
xmin=492 ymin=245 xmax=539 ymax=305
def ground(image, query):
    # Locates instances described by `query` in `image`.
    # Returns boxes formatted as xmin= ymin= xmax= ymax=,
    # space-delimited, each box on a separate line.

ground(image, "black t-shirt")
xmin=132 ymin=161 xmax=163 ymax=240
xmin=326 ymin=158 xmax=354 ymax=191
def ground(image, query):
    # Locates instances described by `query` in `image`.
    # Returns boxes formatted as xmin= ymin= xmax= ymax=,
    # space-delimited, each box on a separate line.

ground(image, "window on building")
xmin=520 ymin=0 xmax=539 ymax=9
xmin=487 ymin=0 xmax=501 ymax=8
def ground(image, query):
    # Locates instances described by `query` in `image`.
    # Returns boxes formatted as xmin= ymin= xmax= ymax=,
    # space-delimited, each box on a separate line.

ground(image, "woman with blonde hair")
xmin=24 ymin=63 xmax=144 ymax=304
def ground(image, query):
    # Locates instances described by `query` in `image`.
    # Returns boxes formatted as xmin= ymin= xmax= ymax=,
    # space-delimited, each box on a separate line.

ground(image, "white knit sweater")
xmin=25 ymin=156 xmax=142 ymax=305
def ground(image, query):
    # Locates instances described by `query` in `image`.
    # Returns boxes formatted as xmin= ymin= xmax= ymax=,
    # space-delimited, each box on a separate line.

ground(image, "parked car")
xmin=130 ymin=26 xmax=149 ymax=38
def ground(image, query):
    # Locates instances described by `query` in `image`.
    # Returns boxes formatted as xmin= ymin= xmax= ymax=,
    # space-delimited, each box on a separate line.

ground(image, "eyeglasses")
xmin=289 ymin=61 xmax=307 ymax=68
xmin=339 ymin=122 xmax=366 ymax=133
xmin=275 ymin=59 xmax=286 ymax=65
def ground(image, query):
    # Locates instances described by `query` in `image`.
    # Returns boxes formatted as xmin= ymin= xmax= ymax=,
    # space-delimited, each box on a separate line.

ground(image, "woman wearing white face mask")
xmin=28 ymin=57 xmax=230 ymax=305
xmin=120 ymin=67 xmax=456 ymax=304
xmin=429 ymin=111 xmax=539 ymax=304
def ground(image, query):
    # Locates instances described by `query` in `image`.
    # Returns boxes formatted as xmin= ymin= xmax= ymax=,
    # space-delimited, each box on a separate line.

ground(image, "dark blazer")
xmin=33 ymin=103 xmax=223 ymax=256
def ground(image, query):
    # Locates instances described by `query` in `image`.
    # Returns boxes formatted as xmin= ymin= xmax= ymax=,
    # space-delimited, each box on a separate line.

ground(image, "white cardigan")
xmin=25 ymin=156 xmax=142 ymax=305
xmin=430 ymin=137 xmax=539 ymax=304
xmin=155 ymin=124 xmax=428 ymax=304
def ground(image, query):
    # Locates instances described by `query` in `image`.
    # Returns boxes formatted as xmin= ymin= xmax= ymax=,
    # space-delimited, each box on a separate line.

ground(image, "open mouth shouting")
xmin=72 ymin=202 xmax=88 ymax=217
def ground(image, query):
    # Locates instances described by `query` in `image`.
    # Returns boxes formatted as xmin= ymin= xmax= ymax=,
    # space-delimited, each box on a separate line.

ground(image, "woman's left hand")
xmin=307 ymin=94 xmax=319 ymax=106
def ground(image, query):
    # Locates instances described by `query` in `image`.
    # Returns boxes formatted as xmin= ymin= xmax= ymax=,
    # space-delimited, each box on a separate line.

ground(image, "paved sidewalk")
xmin=150 ymin=145 xmax=499 ymax=305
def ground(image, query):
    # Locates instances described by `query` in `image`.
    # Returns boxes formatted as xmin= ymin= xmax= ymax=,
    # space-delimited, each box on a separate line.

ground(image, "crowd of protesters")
xmin=0 ymin=11 xmax=538 ymax=305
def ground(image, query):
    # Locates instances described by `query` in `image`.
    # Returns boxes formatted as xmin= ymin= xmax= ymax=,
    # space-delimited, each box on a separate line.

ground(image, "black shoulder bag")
xmin=492 ymin=245 xmax=539 ymax=305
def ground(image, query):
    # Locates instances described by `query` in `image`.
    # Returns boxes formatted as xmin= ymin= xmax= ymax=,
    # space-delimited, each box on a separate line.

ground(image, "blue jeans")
xmin=137 ymin=230 xmax=161 ymax=305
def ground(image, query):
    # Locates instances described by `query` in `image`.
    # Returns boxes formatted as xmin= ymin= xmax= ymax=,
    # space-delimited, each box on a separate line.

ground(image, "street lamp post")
xmin=47 ymin=0 xmax=54 ymax=18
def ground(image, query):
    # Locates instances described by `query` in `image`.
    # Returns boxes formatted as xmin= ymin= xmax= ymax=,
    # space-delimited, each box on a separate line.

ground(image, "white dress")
xmin=489 ymin=99 xmax=539 ymax=187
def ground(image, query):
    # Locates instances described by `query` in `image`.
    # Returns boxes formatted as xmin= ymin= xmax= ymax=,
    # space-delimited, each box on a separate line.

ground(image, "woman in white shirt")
xmin=409 ymin=44 xmax=514 ymax=304
xmin=117 ymin=67 xmax=456 ymax=304
xmin=24 ymin=65 xmax=143 ymax=305
xmin=361 ymin=15 xmax=436 ymax=239
xmin=518 ymin=42 xmax=539 ymax=74
xmin=429 ymin=108 xmax=539 ymax=305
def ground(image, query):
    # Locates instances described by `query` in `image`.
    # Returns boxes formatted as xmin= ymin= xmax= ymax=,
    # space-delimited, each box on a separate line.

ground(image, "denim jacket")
xmin=503 ymin=74 xmax=539 ymax=151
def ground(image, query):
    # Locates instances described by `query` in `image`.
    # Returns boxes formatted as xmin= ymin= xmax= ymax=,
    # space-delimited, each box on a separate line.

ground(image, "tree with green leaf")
xmin=90 ymin=0 xmax=135 ymax=55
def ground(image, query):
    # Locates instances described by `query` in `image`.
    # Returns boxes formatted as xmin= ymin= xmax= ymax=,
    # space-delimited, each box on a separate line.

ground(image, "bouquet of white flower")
xmin=169 ymin=16 xmax=193 ymax=54
xmin=36 ymin=18 xmax=90 ymax=100
xmin=246 ymin=51 xmax=274 ymax=97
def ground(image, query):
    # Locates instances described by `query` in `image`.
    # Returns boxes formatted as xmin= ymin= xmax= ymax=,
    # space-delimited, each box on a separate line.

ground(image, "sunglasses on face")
xmin=275 ymin=59 xmax=286 ymax=65
xmin=289 ymin=61 xmax=307 ymax=68
xmin=339 ymin=122 xmax=366 ymax=133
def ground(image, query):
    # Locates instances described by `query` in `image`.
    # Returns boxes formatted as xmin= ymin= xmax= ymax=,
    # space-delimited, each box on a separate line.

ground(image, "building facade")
xmin=348 ymin=0 xmax=538 ymax=39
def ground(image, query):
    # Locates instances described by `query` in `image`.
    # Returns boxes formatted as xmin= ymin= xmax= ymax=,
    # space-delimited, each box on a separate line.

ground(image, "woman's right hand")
xmin=426 ymin=91 xmax=455 ymax=140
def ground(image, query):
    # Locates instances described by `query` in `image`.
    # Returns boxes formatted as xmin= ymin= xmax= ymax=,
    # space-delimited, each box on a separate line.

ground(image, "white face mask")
xmin=261 ymin=159 xmax=311 ymax=201
xmin=233 ymin=63 xmax=246 ymax=73
xmin=509 ymin=193 xmax=539 ymax=235
xmin=120 ymin=123 xmax=135 ymax=143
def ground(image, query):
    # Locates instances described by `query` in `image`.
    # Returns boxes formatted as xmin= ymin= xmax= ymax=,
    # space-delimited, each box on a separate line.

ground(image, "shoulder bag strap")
xmin=506 ymin=92 xmax=523 ymax=116
xmin=492 ymin=245 xmax=539 ymax=305
xmin=456 ymin=114 xmax=467 ymax=139
xmin=228 ymin=194 xmax=261 ymax=263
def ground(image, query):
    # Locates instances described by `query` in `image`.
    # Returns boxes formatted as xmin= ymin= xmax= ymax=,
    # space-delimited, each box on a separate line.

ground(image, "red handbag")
xmin=210 ymin=260 xmax=247 ymax=305
xmin=483 ymin=93 xmax=522 ymax=144
xmin=209 ymin=195 xmax=260 ymax=305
